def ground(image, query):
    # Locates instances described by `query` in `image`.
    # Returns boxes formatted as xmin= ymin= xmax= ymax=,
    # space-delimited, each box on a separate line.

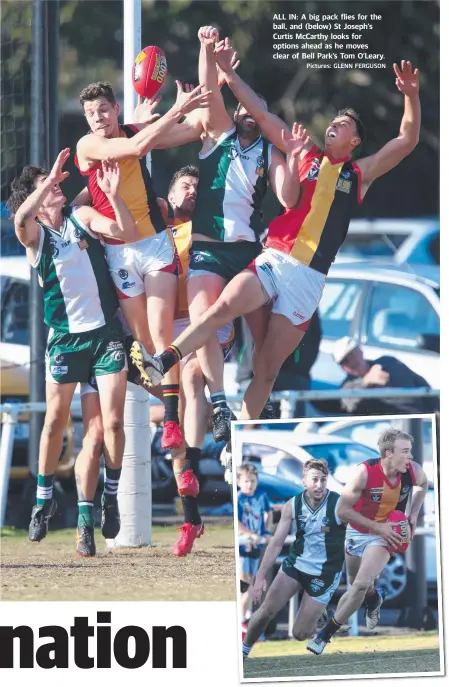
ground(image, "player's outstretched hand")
xmin=174 ymin=81 xmax=212 ymax=115
xmin=198 ymin=25 xmax=219 ymax=45
xmin=214 ymin=37 xmax=240 ymax=80
xmin=134 ymin=94 xmax=162 ymax=124
xmin=49 ymin=148 xmax=71 ymax=184
xmin=282 ymin=123 xmax=310 ymax=162
xmin=96 ymin=159 xmax=120 ymax=196
xmin=373 ymin=521 xmax=404 ymax=549
xmin=251 ymin=573 xmax=266 ymax=606
xmin=393 ymin=60 xmax=419 ymax=97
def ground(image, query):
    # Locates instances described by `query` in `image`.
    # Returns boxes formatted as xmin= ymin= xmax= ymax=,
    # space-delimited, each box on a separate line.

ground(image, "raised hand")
xmin=282 ymin=123 xmax=310 ymax=161
xmin=198 ymin=25 xmax=219 ymax=45
xmin=49 ymin=148 xmax=71 ymax=184
xmin=134 ymin=94 xmax=162 ymax=124
xmin=393 ymin=60 xmax=419 ymax=97
xmin=215 ymin=37 xmax=241 ymax=85
xmin=174 ymin=81 xmax=212 ymax=115
xmin=96 ymin=159 xmax=120 ymax=196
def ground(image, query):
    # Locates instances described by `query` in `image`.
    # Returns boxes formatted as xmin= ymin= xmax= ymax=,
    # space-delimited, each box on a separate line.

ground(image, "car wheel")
xmin=378 ymin=553 xmax=408 ymax=604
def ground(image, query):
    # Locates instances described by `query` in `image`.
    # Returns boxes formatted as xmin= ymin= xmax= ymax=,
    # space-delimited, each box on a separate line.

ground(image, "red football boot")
xmin=177 ymin=469 xmax=199 ymax=498
xmin=172 ymin=523 xmax=204 ymax=557
xmin=161 ymin=420 xmax=183 ymax=449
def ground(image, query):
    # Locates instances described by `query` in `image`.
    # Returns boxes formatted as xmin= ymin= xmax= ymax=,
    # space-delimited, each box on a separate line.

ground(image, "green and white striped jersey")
xmin=192 ymin=127 xmax=272 ymax=242
xmin=32 ymin=209 xmax=118 ymax=333
xmin=288 ymin=490 xmax=346 ymax=577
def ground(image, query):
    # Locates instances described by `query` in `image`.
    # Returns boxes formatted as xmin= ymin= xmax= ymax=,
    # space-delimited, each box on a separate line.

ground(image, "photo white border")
xmin=231 ymin=413 xmax=445 ymax=682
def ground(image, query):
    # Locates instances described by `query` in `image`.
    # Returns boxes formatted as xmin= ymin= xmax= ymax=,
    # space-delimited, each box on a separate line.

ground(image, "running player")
xmin=162 ymin=166 xmax=235 ymax=556
xmin=131 ymin=26 xmax=301 ymax=444
xmin=75 ymin=80 xmax=210 ymax=450
xmin=307 ymin=428 xmax=428 ymax=655
xmin=131 ymin=54 xmax=421 ymax=425
xmin=242 ymin=459 xmax=346 ymax=661
xmin=7 ymin=150 xmax=137 ymax=554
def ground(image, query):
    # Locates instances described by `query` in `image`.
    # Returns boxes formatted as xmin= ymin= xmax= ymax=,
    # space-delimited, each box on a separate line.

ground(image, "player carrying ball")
xmin=307 ymin=428 xmax=428 ymax=655
xmin=129 ymin=53 xmax=421 ymax=426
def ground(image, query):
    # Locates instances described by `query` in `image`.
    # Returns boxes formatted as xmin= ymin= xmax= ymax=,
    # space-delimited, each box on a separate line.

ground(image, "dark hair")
xmin=336 ymin=108 xmax=365 ymax=143
xmin=6 ymin=165 xmax=49 ymax=216
xmin=235 ymin=93 xmax=268 ymax=115
xmin=303 ymin=458 xmax=329 ymax=476
xmin=168 ymin=165 xmax=199 ymax=194
xmin=79 ymin=82 xmax=116 ymax=108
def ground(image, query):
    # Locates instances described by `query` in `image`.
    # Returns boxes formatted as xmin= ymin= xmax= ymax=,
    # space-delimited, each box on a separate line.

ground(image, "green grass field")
xmin=0 ymin=523 xmax=235 ymax=602
xmin=244 ymin=632 xmax=442 ymax=679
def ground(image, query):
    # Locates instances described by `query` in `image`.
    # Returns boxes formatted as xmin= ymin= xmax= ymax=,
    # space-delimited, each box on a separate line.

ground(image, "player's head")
xmin=325 ymin=108 xmax=365 ymax=155
xmin=80 ymin=82 xmax=120 ymax=138
xmin=302 ymin=458 xmax=329 ymax=501
xmin=333 ymin=336 xmax=366 ymax=377
xmin=234 ymin=95 xmax=267 ymax=138
xmin=7 ymin=165 xmax=66 ymax=217
xmin=238 ymin=463 xmax=258 ymax=496
xmin=168 ymin=165 xmax=199 ymax=220
xmin=378 ymin=428 xmax=414 ymax=473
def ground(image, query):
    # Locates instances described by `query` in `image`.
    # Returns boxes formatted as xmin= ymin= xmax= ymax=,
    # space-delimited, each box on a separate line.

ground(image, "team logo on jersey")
xmin=398 ymin=485 xmax=411 ymax=501
xmin=256 ymin=155 xmax=265 ymax=177
xmin=336 ymin=178 xmax=352 ymax=194
xmin=370 ymin=487 xmax=384 ymax=502
xmin=297 ymin=514 xmax=308 ymax=531
xmin=54 ymin=354 xmax=65 ymax=364
xmin=74 ymin=228 xmax=84 ymax=239
xmin=118 ymin=269 xmax=128 ymax=280
xmin=49 ymin=238 xmax=59 ymax=258
xmin=307 ymin=160 xmax=320 ymax=181
xmin=229 ymin=146 xmax=239 ymax=160
xmin=321 ymin=517 xmax=330 ymax=533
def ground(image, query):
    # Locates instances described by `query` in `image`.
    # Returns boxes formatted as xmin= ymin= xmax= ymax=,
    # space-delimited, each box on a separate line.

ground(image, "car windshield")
xmin=340 ymin=233 xmax=407 ymax=258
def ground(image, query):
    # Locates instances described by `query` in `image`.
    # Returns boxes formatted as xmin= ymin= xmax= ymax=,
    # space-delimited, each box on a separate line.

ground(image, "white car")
xmin=312 ymin=262 xmax=440 ymax=388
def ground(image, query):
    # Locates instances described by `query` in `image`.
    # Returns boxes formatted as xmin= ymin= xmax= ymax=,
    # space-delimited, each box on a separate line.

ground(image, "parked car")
xmin=234 ymin=428 xmax=438 ymax=605
xmin=312 ymin=262 xmax=440 ymax=388
xmin=296 ymin=417 xmax=436 ymax=486
xmin=340 ymin=218 xmax=439 ymax=266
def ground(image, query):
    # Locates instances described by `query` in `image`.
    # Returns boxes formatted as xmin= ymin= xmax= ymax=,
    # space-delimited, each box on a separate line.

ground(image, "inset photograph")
xmin=233 ymin=416 xmax=443 ymax=681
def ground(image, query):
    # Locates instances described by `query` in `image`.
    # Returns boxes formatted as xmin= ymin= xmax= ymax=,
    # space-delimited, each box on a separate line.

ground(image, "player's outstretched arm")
xmin=215 ymin=38 xmax=293 ymax=154
xmin=407 ymin=462 xmax=429 ymax=538
xmin=357 ymin=61 xmax=420 ymax=193
xmin=14 ymin=148 xmax=70 ymax=253
xmin=75 ymin=160 xmax=138 ymax=241
xmin=251 ymin=499 xmax=293 ymax=605
xmin=269 ymin=124 xmax=311 ymax=208
xmin=77 ymin=82 xmax=211 ymax=165
xmin=337 ymin=465 xmax=404 ymax=548
xmin=198 ymin=26 xmax=233 ymax=139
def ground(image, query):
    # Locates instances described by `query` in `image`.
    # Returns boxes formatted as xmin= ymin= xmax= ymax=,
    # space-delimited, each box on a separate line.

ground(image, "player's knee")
xmin=292 ymin=627 xmax=310 ymax=642
xmin=254 ymin=362 xmax=280 ymax=386
xmin=103 ymin=417 xmax=124 ymax=436
xmin=182 ymin=361 xmax=204 ymax=397
xmin=352 ymin=578 xmax=372 ymax=595
xmin=43 ymin=414 xmax=66 ymax=438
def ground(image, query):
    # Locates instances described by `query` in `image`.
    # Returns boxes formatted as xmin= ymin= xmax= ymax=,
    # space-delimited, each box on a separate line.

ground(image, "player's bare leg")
xmin=119 ymin=294 xmax=155 ymax=354
xmin=244 ymin=305 xmax=276 ymax=419
xmin=171 ymin=365 xmax=205 ymax=556
xmin=145 ymin=271 xmax=182 ymax=450
xmin=308 ymin=546 xmax=390 ymax=655
xmin=292 ymin=593 xmax=331 ymax=641
xmin=75 ymin=391 xmax=104 ymax=557
xmin=241 ymin=313 xmax=306 ymax=420
xmin=243 ymin=569 xmax=300 ymax=657
xmin=187 ymin=274 xmax=231 ymax=442
xmin=29 ymin=381 xmax=77 ymax=543
xmin=96 ymin=370 xmax=127 ymax=540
